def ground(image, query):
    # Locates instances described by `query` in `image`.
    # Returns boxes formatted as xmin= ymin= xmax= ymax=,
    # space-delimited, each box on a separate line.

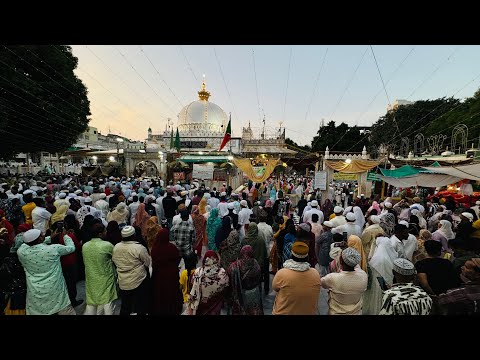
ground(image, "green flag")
xmin=170 ymin=129 xmax=174 ymax=149
xmin=219 ymin=114 xmax=231 ymax=151
xmin=174 ymin=127 xmax=181 ymax=152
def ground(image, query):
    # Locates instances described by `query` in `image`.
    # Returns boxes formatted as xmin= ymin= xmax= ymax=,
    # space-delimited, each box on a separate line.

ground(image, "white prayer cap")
xmin=399 ymin=220 xmax=409 ymax=228
xmin=323 ymin=221 xmax=334 ymax=228
xmin=121 ymin=226 xmax=135 ymax=238
xmin=83 ymin=190 xmax=90 ymax=195
xmin=476 ymin=201 xmax=480 ymax=205
xmin=23 ymin=229 xmax=41 ymax=244
xmin=127 ymin=197 xmax=133 ymax=202
xmin=384 ymin=201 xmax=393 ymax=209
xmin=311 ymin=200 xmax=318 ymax=207
xmin=220 ymin=192 xmax=227 ymax=197
xmin=84 ymin=197 xmax=93 ymax=203
xmin=99 ymin=193 xmax=106 ymax=199
xmin=58 ymin=193 xmax=67 ymax=199
xmin=131 ymin=192 xmax=137 ymax=196
xmin=0 ymin=183 xmax=7 ymax=186
xmin=462 ymin=212 xmax=474 ymax=222
xmin=334 ymin=206 xmax=343 ymax=214
xmin=240 ymin=200 xmax=248 ymax=207
xmin=88 ymin=181 xmax=93 ymax=185
xmin=227 ymin=202 xmax=235 ymax=209
xmin=346 ymin=213 xmax=356 ymax=222
xmin=411 ymin=209 xmax=420 ymax=216
xmin=393 ymin=258 xmax=416 ymax=276
xmin=23 ymin=189 xmax=35 ymax=195
xmin=74 ymin=190 xmax=82 ymax=195
xmin=122 ymin=181 xmax=126 ymax=184
xmin=369 ymin=215 xmax=381 ymax=224
xmin=148 ymin=188 xmax=154 ymax=193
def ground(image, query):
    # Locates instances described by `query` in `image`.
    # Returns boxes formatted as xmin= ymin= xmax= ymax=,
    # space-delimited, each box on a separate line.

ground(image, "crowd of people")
xmin=0 ymin=173 xmax=479 ymax=315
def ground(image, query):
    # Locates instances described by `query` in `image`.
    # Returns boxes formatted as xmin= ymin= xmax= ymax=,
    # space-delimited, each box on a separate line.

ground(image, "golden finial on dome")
xmin=198 ymin=74 xmax=211 ymax=101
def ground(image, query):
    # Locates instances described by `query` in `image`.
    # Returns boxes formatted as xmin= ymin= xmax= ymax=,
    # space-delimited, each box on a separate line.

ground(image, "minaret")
xmin=148 ymin=127 xmax=152 ymax=141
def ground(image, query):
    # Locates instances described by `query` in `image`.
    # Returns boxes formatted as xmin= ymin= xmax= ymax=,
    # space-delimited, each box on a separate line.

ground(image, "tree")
xmin=310 ymin=121 xmax=369 ymax=153
xmin=0 ymin=45 xmax=90 ymax=158
xmin=285 ymin=137 xmax=311 ymax=153
xmin=369 ymin=98 xmax=460 ymax=154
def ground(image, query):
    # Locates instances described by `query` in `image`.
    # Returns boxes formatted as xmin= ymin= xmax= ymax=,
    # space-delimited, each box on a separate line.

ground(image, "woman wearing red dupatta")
xmin=228 ymin=245 xmax=263 ymax=315
xmin=185 ymin=250 xmax=229 ymax=315
xmin=191 ymin=205 xmax=206 ymax=259
xmin=151 ymin=228 xmax=183 ymax=315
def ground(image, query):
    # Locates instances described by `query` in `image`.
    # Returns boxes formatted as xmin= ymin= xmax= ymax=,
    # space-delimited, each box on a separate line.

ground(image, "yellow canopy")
xmin=325 ymin=159 xmax=380 ymax=174
xmin=232 ymin=157 xmax=280 ymax=182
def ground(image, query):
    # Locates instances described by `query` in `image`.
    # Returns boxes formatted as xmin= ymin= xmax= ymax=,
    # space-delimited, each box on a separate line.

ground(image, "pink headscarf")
xmin=369 ymin=201 xmax=381 ymax=214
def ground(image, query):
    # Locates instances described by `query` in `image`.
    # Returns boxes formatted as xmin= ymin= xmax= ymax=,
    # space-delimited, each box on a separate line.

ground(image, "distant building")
xmin=387 ymin=99 xmax=414 ymax=112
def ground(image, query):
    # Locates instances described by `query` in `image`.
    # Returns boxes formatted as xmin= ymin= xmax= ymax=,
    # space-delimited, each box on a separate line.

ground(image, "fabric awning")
xmin=325 ymin=159 xmax=380 ymax=174
xmin=379 ymin=165 xmax=421 ymax=178
xmin=422 ymin=163 xmax=480 ymax=181
xmin=379 ymin=173 xmax=464 ymax=187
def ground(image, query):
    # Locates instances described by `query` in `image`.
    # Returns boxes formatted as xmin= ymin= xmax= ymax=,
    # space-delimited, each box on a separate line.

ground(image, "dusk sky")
xmin=71 ymin=45 xmax=480 ymax=146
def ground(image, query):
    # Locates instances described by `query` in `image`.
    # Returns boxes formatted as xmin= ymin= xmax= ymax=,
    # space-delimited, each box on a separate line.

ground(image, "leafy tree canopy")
xmin=0 ymin=45 xmax=90 ymax=159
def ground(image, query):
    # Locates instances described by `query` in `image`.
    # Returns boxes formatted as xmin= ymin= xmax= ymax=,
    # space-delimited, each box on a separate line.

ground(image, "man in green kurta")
xmin=17 ymin=228 xmax=76 ymax=315
xmin=82 ymin=223 xmax=118 ymax=315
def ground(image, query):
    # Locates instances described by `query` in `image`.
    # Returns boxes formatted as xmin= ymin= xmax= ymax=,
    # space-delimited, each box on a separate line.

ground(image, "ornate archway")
xmin=400 ymin=137 xmax=409 ymax=157
xmin=133 ymin=161 xmax=159 ymax=178
xmin=451 ymin=124 xmax=468 ymax=154
xmin=413 ymin=133 xmax=424 ymax=155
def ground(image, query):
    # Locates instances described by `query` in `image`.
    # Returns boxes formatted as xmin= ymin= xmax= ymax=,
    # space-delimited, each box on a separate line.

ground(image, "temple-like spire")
xmin=198 ymin=74 xmax=211 ymax=101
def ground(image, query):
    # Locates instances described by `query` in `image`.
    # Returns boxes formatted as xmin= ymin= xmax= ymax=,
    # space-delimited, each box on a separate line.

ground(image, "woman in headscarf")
xmin=408 ymin=214 xmax=421 ymax=237
xmin=432 ymin=219 xmax=454 ymax=257
xmin=105 ymin=221 xmax=122 ymax=246
xmin=44 ymin=194 xmax=56 ymax=214
xmin=353 ymin=206 xmax=366 ymax=230
xmin=243 ymin=222 xmax=267 ymax=274
xmin=282 ymin=223 xmax=297 ymax=266
xmin=428 ymin=205 xmax=446 ymax=232
xmin=93 ymin=209 xmax=108 ymax=227
xmin=264 ymin=198 xmax=274 ymax=225
xmin=379 ymin=212 xmax=396 ymax=238
xmin=185 ymin=250 xmax=229 ymax=315
xmin=271 ymin=217 xmax=292 ymax=272
xmin=80 ymin=214 xmax=95 ymax=245
xmin=347 ymin=235 xmax=367 ymax=273
xmin=1 ymin=223 xmax=30 ymax=315
xmin=48 ymin=204 xmax=69 ymax=230
xmin=219 ymin=226 xmax=241 ymax=272
xmin=322 ymin=198 xmax=334 ymax=220
xmin=134 ymin=203 xmax=150 ymax=238
xmin=412 ymin=229 xmax=432 ymax=264
xmin=227 ymin=245 xmax=263 ymax=315
xmin=106 ymin=202 xmax=129 ymax=226
xmin=215 ymin=216 xmax=232 ymax=250
xmin=0 ymin=209 xmax=15 ymax=247
xmin=206 ymin=208 xmax=222 ymax=252
xmin=191 ymin=205 xmax=207 ymax=258
xmin=367 ymin=201 xmax=381 ymax=217
xmin=145 ymin=216 xmax=161 ymax=252
xmin=68 ymin=197 xmax=81 ymax=215
xmin=151 ymin=228 xmax=183 ymax=315
xmin=198 ymin=198 xmax=207 ymax=216
xmin=363 ymin=235 xmax=398 ymax=314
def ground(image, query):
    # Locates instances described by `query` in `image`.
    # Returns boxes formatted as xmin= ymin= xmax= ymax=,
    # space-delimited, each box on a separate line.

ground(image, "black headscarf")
xmin=215 ymin=216 xmax=232 ymax=249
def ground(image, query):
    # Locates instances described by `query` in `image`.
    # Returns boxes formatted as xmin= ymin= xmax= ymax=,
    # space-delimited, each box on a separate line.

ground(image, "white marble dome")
xmin=177 ymin=80 xmax=227 ymax=136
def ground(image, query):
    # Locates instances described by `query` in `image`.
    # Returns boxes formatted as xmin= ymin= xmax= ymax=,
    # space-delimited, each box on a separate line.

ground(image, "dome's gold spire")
xmin=198 ymin=74 xmax=211 ymax=101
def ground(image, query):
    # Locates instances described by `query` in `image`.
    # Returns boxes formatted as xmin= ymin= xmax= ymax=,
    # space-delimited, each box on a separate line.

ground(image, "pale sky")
xmin=71 ymin=45 xmax=480 ymax=146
